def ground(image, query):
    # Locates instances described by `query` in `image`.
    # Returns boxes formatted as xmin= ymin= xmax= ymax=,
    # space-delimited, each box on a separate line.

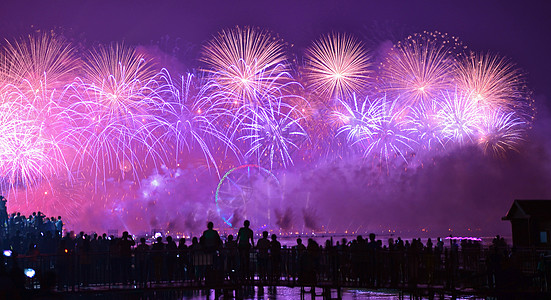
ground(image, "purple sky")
xmin=1 ymin=0 xmax=550 ymax=99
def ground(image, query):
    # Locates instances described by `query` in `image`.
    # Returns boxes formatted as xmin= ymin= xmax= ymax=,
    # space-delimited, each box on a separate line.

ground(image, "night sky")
xmin=2 ymin=1 xmax=550 ymax=97
xmin=1 ymin=0 xmax=551 ymax=236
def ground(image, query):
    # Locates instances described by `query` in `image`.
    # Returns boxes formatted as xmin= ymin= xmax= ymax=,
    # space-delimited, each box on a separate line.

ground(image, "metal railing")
xmin=4 ymin=245 xmax=551 ymax=295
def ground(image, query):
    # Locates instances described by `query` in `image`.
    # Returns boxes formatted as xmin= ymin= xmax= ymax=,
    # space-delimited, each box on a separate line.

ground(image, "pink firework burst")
xmin=303 ymin=33 xmax=372 ymax=101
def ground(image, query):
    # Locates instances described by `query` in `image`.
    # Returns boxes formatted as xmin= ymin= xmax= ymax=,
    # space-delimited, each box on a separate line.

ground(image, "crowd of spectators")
xmin=1 ymin=211 xmax=549 ymax=299
xmin=1 ymin=197 xmax=64 ymax=239
xmin=0 ymin=210 xmax=64 ymax=253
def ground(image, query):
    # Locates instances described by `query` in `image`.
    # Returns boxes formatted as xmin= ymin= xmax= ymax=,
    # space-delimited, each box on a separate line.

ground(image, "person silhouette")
xmin=119 ymin=231 xmax=135 ymax=278
xmin=151 ymin=236 xmax=165 ymax=283
xmin=225 ymin=235 xmax=238 ymax=279
xmin=166 ymin=236 xmax=178 ymax=281
xmin=0 ymin=196 xmax=8 ymax=231
xmin=270 ymin=234 xmax=282 ymax=282
xmin=201 ymin=222 xmax=221 ymax=253
xmin=135 ymin=237 xmax=149 ymax=286
xmin=256 ymin=231 xmax=270 ymax=281
xmin=236 ymin=220 xmax=254 ymax=280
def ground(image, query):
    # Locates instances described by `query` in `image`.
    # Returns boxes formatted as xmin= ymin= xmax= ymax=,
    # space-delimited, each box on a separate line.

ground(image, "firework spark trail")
xmin=215 ymin=65 xmax=305 ymax=159
xmin=287 ymin=92 xmax=345 ymax=163
xmin=362 ymin=96 xmax=416 ymax=164
xmin=477 ymin=109 xmax=526 ymax=158
xmin=379 ymin=31 xmax=462 ymax=107
xmin=437 ymin=89 xmax=482 ymax=145
xmin=200 ymin=27 xmax=305 ymax=157
xmin=238 ymin=99 xmax=308 ymax=169
xmin=332 ymin=94 xmax=416 ymax=166
xmin=63 ymin=44 xmax=168 ymax=184
xmin=154 ymin=70 xmax=238 ymax=174
xmin=0 ymin=34 xmax=78 ymax=196
xmin=0 ymin=33 xmax=80 ymax=98
xmin=0 ymin=86 xmax=69 ymax=195
xmin=333 ymin=93 xmax=381 ymax=147
xmin=304 ymin=33 xmax=372 ymax=101
xmin=406 ymin=99 xmax=445 ymax=152
xmin=82 ymin=43 xmax=158 ymax=118
xmin=455 ymin=52 xmax=534 ymax=121
xmin=0 ymin=28 xmax=539 ymax=232
xmin=201 ymin=26 xmax=292 ymax=107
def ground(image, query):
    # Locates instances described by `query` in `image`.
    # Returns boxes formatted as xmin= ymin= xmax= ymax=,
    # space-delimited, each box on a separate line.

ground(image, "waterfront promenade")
xmin=3 ymin=235 xmax=551 ymax=299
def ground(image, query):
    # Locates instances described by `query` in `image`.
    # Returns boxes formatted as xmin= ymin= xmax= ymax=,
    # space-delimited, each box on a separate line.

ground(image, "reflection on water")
xmin=63 ymin=286 xmax=479 ymax=299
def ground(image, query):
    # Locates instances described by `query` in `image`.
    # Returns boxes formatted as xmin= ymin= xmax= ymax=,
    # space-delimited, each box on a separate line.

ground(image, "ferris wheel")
xmin=215 ymin=164 xmax=283 ymax=229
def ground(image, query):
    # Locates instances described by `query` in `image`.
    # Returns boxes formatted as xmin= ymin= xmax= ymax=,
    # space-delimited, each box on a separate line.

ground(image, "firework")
xmin=304 ymin=33 xmax=372 ymax=101
xmin=379 ymin=31 xmax=462 ymax=107
xmin=298 ymin=97 xmax=337 ymax=160
xmin=361 ymin=96 xmax=415 ymax=164
xmin=0 ymin=33 xmax=80 ymax=95
xmin=477 ymin=110 xmax=525 ymax=158
xmin=63 ymin=44 xmax=165 ymax=182
xmin=0 ymin=29 xmax=537 ymax=233
xmin=0 ymin=89 xmax=68 ymax=194
xmin=406 ymin=99 xmax=445 ymax=151
xmin=156 ymin=70 xmax=237 ymax=172
xmin=332 ymin=94 xmax=380 ymax=148
xmin=437 ymin=89 xmax=481 ymax=145
xmin=455 ymin=52 xmax=534 ymax=121
xmin=333 ymin=94 xmax=415 ymax=165
xmin=0 ymin=33 xmax=75 ymax=195
xmin=238 ymin=99 xmax=308 ymax=169
xmin=82 ymin=43 xmax=158 ymax=116
xmin=201 ymin=26 xmax=292 ymax=107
